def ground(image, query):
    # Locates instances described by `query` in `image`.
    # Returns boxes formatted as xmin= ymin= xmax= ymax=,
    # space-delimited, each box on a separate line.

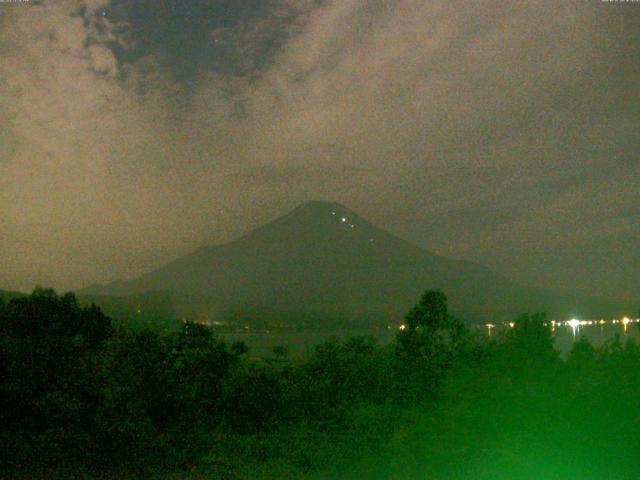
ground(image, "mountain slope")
xmin=83 ymin=201 xmax=635 ymax=324
xmin=0 ymin=289 xmax=26 ymax=303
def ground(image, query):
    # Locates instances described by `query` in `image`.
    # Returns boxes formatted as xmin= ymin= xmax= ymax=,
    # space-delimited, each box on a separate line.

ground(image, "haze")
xmin=1 ymin=0 xmax=638 ymax=299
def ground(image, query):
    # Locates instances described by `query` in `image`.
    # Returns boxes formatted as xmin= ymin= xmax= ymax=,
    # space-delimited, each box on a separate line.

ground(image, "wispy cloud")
xmin=1 ymin=0 xmax=638 ymax=297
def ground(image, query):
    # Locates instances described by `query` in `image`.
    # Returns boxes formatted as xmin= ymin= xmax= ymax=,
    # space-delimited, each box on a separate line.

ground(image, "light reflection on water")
xmin=483 ymin=318 xmax=640 ymax=353
xmin=552 ymin=322 xmax=640 ymax=353
xmin=220 ymin=321 xmax=640 ymax=357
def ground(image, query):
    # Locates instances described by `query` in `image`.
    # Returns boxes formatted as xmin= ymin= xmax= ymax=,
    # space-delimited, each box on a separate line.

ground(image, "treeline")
xmin=1 ymin=288 xmax=640 ymax=479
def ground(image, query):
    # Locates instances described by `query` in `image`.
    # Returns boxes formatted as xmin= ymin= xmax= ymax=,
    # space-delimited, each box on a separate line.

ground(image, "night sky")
xmin=1 ymin=0 xmax=638 ymax=299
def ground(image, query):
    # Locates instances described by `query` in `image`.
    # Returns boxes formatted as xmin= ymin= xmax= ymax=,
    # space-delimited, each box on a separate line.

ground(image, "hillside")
xmin=83 ymin=201 xmax=635 ymax=324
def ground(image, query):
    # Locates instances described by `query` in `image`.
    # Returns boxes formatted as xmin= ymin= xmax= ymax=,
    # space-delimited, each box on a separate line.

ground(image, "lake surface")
xmin=219 ymin=320 xmax=640 ymax=358
xmin=550 ymin=322 xmax=640 ymax=354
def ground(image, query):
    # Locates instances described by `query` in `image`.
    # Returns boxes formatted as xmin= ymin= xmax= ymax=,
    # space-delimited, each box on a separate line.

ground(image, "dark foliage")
xmin=1 ymin=288 xmax=639 ymax=479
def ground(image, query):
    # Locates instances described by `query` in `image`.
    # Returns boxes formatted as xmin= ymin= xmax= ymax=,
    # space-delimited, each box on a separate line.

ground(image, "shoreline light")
xmin=623 ymin=317 xmax=631 ymax=334
xmin=485 ymin=323 xmax=495 ymax=337
xmin=567 ymin=318 xmax=580 ymax=337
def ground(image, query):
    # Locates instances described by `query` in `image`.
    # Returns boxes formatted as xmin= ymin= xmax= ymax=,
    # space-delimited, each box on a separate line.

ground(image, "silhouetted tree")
xmin=568 ymin=337 xmax=596 ymax=366
xmin=231 ymin=340 xmax=249 ymax=356
xmin=0 ymin=288 xmax=113 ymax=469
xmin=405 ymin=290 xmax=448 ymax=331
xmin=507 ymin=312 xmax=557 ymax=361
xmin=272 ymin=345 xmax=289 ymax=359
xmin=395 ymin=290 xmax=467 ymax=401
xmin=177 ymin=320 xmax=213 ymax=349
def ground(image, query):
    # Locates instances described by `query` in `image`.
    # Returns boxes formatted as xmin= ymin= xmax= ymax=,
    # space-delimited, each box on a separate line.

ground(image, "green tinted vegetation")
xmin=1 ymin=288 xmax=639 ymax=479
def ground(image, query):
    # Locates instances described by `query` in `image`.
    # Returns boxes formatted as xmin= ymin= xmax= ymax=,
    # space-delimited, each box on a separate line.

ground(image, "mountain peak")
xmin=268 ymin=200 xmax=367 ymax=234
xmin=80 ymin=199 xmax=632 ymax=323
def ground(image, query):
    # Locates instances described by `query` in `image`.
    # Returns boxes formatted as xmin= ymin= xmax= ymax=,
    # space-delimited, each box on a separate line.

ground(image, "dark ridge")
xmin=79 ymin=202 xmax=636 ymax=324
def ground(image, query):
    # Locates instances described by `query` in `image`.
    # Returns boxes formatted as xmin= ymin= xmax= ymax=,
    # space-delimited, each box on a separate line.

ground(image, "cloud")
xmin=0 ymin=0 xmax=638 ymax=298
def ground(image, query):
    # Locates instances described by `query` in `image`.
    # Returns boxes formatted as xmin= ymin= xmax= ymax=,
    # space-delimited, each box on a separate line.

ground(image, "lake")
xmin=219 ymin=319 xmax=640 ymax=357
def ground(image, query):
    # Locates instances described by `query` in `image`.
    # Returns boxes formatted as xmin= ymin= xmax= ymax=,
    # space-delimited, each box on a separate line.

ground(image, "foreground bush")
xmin=2 ymin=288 xmax=639 ymax=479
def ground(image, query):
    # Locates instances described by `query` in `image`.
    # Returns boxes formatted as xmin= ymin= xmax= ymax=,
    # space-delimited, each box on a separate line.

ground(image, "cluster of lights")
xmin=331 ymin=211 xmax=356 ymax=229
xmin=395 ymin=317 xmax=639 ymax=341
xmin=551 ymin=317 xmax=638 ymax=329
xmin=480 ymin=317 xmax=640 ymax=336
